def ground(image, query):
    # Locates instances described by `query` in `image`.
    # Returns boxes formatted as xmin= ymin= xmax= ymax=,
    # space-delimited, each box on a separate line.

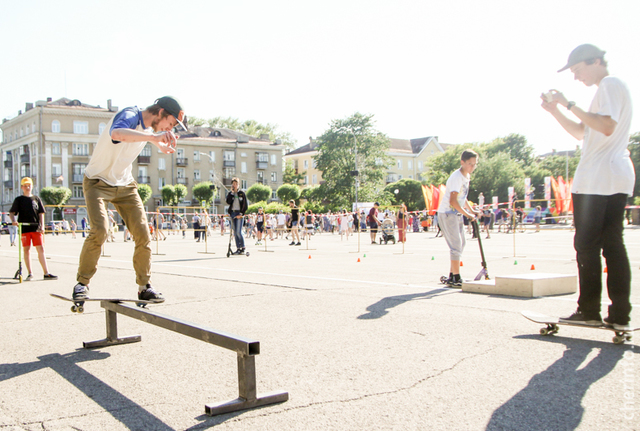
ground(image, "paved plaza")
xmin=0 ymin=225 xmax=639 ymax=430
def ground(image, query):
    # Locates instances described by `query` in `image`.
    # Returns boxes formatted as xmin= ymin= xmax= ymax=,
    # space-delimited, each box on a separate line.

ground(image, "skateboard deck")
xmin=50 ymin=293 xmax=161 ymax=313
xmin=522 ymin=310 xmax=638 ymax=344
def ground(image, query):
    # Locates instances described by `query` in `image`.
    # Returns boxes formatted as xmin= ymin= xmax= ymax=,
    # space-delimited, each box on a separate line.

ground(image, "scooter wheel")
xmin=246 ymin=252 xmax=250 ymax=257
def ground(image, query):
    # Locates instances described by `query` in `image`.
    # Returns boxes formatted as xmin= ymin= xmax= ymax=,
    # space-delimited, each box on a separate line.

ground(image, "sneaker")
xmin=44 ymin=273 xmax=58 ymax=280
xmin=26 ymin=274 xmax=33 ymax=281
xmin=447 ymin=278 xmax=463 ymax=288
xmin=560 ymin=309 xmax=602 ymax=326
xmin=138 ymin=285 xmax=165 ymax=302
xmin=604 ymin=316 xmax=631 ymax=331
xmin=73 ymin=283 xmax=90 ymax=301
xmin=295 ymin=242 xmax=301 ymax=246
xmin=289 ymin=242 xmax=296 ymax=246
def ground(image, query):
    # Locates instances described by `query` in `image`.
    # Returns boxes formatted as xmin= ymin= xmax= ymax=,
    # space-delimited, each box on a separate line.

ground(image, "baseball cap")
xmin=374 ymin=202 xmax=380 ymax=206
xmin=20 ymin=177 xmax=33 ymax=186
xmin=558 ymin=44 xmax=606 ymax=72
xmin=154 ymin=96 xmax=187 ymax=131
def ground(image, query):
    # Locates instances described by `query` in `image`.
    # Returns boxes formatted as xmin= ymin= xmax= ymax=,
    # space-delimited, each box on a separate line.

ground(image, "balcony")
xmin=73 ymin=174 xmax=84 ymax=183
xmin=20 ymin=154 xmax=30 ymax=163
xmin=256 ymin=161 xmax=268 ymax=170
xmin=4 ymin=160 xmax=12 ymax=168
xmin=138 ymin=175 xmax=150 ymax=184
xmin=222 ymin=178 xmax=233 ymax=187
xmin=223 ymin=160 xmax=235 ymax=168
xmin=4 ymin=180 xmax=13 ymax=189
xmin=137 ymin=155 xmax=151 ymax=164
xmin=176 ymin=158 xmax=188 ymax=167
xmin=256 ymin=178 xmax=266 ymax=185
xmin=176 ymin=177 xmax=189 ymax=186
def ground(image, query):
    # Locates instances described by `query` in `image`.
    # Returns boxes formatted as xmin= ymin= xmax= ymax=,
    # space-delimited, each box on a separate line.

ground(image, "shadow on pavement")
xmin=0 ymin=350 xmax=175 ymax=431
xmin=357 ymin=288 xmax=454 ymax=320
xmin=486 ymin=335 xmax=637 ymax=431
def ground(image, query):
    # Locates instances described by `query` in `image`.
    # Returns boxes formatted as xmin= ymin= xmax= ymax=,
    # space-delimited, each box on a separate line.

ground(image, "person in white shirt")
xmin=542 ymin=44 xmax=634 ymax=329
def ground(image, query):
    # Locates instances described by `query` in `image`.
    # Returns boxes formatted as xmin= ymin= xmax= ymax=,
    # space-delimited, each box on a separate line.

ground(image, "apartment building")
xmin=283 ymin=136 xmax=451 ymax=186
xmin=1 ymin=98 xmax=284 ymax=218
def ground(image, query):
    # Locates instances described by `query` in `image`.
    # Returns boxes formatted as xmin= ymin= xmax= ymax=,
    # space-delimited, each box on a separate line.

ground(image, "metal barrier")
xmin=83 ymin=301 xmax=289 ymax=416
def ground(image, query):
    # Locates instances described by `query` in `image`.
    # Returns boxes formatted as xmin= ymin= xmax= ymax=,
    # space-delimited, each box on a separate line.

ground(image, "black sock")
xmin=453 ymin=274 xmax=461 ymax=281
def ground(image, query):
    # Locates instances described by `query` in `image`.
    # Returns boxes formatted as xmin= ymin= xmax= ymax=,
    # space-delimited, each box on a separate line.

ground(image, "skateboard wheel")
xmin=77 ymin=306 xmax=84 ymax=313
xmin=613 ymin=335 xmax=625 ymax=344
xmin=540 ymin=328 xmax=549 ymax=336
xmin=246 ymin=252 xmax=250 ymax=257
xmin=71 ymin=305 xmax=77 ymax=313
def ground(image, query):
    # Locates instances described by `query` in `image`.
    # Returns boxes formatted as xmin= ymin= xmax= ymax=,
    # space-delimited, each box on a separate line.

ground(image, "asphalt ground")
xmin=0 ymin=224 xmax=639 ymax=431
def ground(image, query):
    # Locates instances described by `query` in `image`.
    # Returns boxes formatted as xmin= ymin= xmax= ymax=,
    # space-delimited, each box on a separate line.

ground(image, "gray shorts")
xmin=438 ymin=212 xmax=465 ymax=261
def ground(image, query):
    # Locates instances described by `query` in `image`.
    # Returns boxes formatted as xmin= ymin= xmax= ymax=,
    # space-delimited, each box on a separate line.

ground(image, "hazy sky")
xmin=2 ymin=0 xmax=639 ymax=155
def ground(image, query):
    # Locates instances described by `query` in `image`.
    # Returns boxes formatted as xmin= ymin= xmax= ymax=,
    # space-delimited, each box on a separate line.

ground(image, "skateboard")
xmin=50 ymin=293 xmax=160 ymax=314
xmin=522 ymin=310 xmax=639 ymax=345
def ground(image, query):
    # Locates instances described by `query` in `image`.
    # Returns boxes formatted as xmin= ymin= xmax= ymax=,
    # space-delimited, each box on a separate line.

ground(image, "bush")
xmin=137 ymin=183 xmax=152 ymax=204
xmin=246 ymin=183 xmax=272 ymax=204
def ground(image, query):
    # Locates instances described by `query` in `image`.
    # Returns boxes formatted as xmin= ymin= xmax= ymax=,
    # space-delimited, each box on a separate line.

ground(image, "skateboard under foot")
xmin=50 ymin=293 xmax=160 ymax=314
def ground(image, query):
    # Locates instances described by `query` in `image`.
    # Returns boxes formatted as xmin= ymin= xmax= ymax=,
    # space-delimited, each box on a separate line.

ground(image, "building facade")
xmin=1 ymin=98 xmax=284 ymax=219
xmin=283 ymin=136 xmax=451 ymax=187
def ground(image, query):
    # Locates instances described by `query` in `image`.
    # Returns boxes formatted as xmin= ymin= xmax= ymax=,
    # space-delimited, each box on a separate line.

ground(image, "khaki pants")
xmin=77 ymin=177 xmax=151 ymax=286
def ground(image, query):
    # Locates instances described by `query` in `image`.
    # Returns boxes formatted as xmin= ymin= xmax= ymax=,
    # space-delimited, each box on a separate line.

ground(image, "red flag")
xmin=422 ymin=185 xmax=433 ymax=212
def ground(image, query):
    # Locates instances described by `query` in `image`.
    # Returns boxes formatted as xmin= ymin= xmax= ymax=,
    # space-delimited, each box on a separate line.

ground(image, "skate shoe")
xmin=73 ymin=283 xmax=90 ymax=301
xmin=560 ymin=309 xmax=601 ymax=326
xmin=138 ymin=285 xmax=165 ymax=303
xmin=604 ymin=316 xmax=631 ymax=331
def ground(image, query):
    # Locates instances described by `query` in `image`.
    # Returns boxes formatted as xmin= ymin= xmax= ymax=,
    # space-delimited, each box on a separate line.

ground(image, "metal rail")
xmin=83 ymin=301 xmax=288 ymax=416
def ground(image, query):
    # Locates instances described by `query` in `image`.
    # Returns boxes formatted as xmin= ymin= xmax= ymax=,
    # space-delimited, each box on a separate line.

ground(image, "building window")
xmin=397 ymin=160 xmax=402 ymax=170
xmin=241 ymin=161 xmax=247 ymax=173
xmin=99 ymin=123 xmax=106 ymax=135
xmin=418 ymin=161 xmax=423 ymax=171
xmin=73 ymin=185 xmax=84 ymax=199
xmin=194 ymin=169 xmax=201 ymax=180
xmin=51 ymin=120 xmax=60 ymax=133
xmin=303 ymin=160 xmax=309 ymax=169
xmin=304 ymin=175 xmax=308 ymax=185
xmin=257 ymin=171 xmax=264 ymax=184
xmin=72 ymin=163 xmax=87 ymax=182
xmin=240 ymin=152 xmax=247 ymax=158
xmin=51 ymin=142 xmax=61 ymax=155
xmin=271 ymin=190 xmax=277 ymax=200
xmin=52 ymin=163 xmax=62 ymax=177
xmin=72 ymin=143 xmax=89 ymax=156
xmin=208 ymin=151 xmax=215 ymax=162
xmin=26 ymin=125 xmax=30 ymax=135
xmin=271 ymin=154 xmax=277 ymax=165
xmin=223 ymin=150 xmax=235 ymax=162
xmin=158 ymin=158 xmax=166 ymax=170
xmin=159 ymin=177 xmax=166 ymax=190
xmin=194 ymin=151 xmax=201 ymax=162
xmin=141 ymin=144 xmax=152 ymax=157
xmin=408 ymin=160 xmax=413 ymax=169
xmin=241 ymin=179 xmax=247 ymax=189
xmin=209 ymin=170 xmax=215 ymax=180
xmin=271 ymin=172 xmax=277 ymax=182
xmin=73 ymin=121 xmax=89 ymax=134
xmin=312 ymin=174 xmax=317 ymax=184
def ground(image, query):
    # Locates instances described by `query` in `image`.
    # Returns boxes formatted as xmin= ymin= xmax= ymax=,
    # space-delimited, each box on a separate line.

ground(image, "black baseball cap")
xmin=558 ymin=44 xmax=606 ymax=73
xmin=154 ymin=96 xmax=187 ymax=131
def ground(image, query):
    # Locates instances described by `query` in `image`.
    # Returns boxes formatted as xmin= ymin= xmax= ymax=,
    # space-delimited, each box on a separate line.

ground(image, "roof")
xmin=177 ymin=126 xmax=274 ymax=145
xmin=286 ymin=136 xmax=441 ymax=156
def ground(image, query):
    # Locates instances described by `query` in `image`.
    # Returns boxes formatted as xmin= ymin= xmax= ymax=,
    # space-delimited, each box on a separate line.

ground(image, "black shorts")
xmin=257 ymin=222 xmax=264 ymax=233
xmin=369 ymin=222 xmax=378 ymax=233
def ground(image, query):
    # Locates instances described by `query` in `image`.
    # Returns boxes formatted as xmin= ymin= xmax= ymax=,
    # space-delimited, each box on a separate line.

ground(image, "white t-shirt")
xmin=572 ymin=76 xmax=635 ymax=196
xmin=438 ymin=169 xmax=470 ymax=214
xmin=84 ymin=107 xmax=148 ymax=187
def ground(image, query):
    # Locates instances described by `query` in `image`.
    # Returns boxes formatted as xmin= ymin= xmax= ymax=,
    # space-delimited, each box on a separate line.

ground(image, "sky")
xmin=2 ymin=0 xmax=640 ymax=156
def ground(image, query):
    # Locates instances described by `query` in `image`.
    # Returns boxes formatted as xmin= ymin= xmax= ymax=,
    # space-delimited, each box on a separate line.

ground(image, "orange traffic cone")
xmin=530 ymin=264 xmax=535 ymax=270
xmin=309 ymin=255 xmax=311 ymax=259
xmin=357 ymin=258 xmax=361 ymax=262
xmin=460 ymin=261 xmax=464 ymax=267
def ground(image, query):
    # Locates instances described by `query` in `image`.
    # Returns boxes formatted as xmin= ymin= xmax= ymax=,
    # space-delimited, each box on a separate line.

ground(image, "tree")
xmin=40 ymin=186 xmax=72 ymax=220
xmin=471 ymin=152 xmax=526 ymax=204
xmin=137 ymin=184 xmax=153 ymax=204
xmin=283 ymin=160 xmax=306 ymax=185
xmin=314 ymin=112 xmax=394 ymax=209
xmin=188 ymin=116 xmax=297 ymax=149
xmin=538 ymin=149 xmax=580 ymax=180
xmin=192 ymin=181 xmax=215 ymax=207
xmin=246 ymin=183 xmax=272 ymax=204
xmin=161 ymin=185 xmax=176 ymax=206
xmin=277 ymin=183 xmax=301 ymax=203
xmin=174 ymin=184 xmax=188 ymax=205
xmin=383 ymin=179 xmax=424 ymax=211
xmin=484 ymin=133 xmax=535 ymax=165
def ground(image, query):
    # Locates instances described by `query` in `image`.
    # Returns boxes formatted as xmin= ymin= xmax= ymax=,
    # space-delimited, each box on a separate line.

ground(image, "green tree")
xmin=283 ymin=160 xmax=306 ymax=185
xmin=277 ymin=183 xmax=301 ymax=203
xmin=192 ymin=181 xmax=215 ymax=207
xmin=314 ymin=112 xmax=393 ymax=209
xmin=40 ymin=186 xmax=72 ymax=221
xmin=383 ymin=179 xmax=424 ymax=211
xmin=472 ymin=152 xmax=526 ymax=204
xmin=246 ymin=183 xmax=272 ymax=203
xmin=538 ymin=149 xmax=580 ymax=180
xmin=188 ymin=116 xmax=297 ymax=149
xmin=137 ymin=184 xmax=152 ymax=204
xmin=161 ymin=185 xmax=176 ymax=206
xmin=484 ymin=133 xmax=535 ymax=165
xmin=174 ymin=184 xmax=188 ymax=205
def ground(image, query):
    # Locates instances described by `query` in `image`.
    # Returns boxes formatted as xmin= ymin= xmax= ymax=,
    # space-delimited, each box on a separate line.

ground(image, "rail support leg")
xmin=83 ymin=306 xmax=142 ymax=349
xmin=204 ymin=352 xmax=289 ymax=416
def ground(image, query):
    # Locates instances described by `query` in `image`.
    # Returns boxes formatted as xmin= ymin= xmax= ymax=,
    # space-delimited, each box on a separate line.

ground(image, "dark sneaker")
xmin=289 ymin=242 xmax=296 ymax=246
xmin=26 ymin=274 xmax=33 ymax=281
xmin=448 ymin=278 xmax=463 ymax=288
xmin=560 ymin=309 xmax=601 ymax=326
xmin=73 ymin=283 xmax=89 ymax=301
xmin=604 ymin=316 xmax=631 ymax=331
xmin=138 ymin=285 xmax=165 ymax=303
xmin=295 ymin=242 xmax=301 ymax=246
xmin=44 ymin=273 xmax=58 ymax=280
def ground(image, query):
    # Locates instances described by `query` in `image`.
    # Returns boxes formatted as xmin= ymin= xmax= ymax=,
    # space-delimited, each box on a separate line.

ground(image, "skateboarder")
xmin=9 ymin=177 xmax=58 ymax=281
xmin=542 ymin=44 xmax=634 ymax=330
xmin=73 ymin=96 xmax=187 ymax=303
xmin=437 ymin=150 xmax=480 ymax=287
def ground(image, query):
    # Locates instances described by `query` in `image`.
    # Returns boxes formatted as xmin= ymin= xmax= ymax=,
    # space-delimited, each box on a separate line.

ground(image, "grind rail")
xmin=83 ymin=301 xmax=288 ymax=416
